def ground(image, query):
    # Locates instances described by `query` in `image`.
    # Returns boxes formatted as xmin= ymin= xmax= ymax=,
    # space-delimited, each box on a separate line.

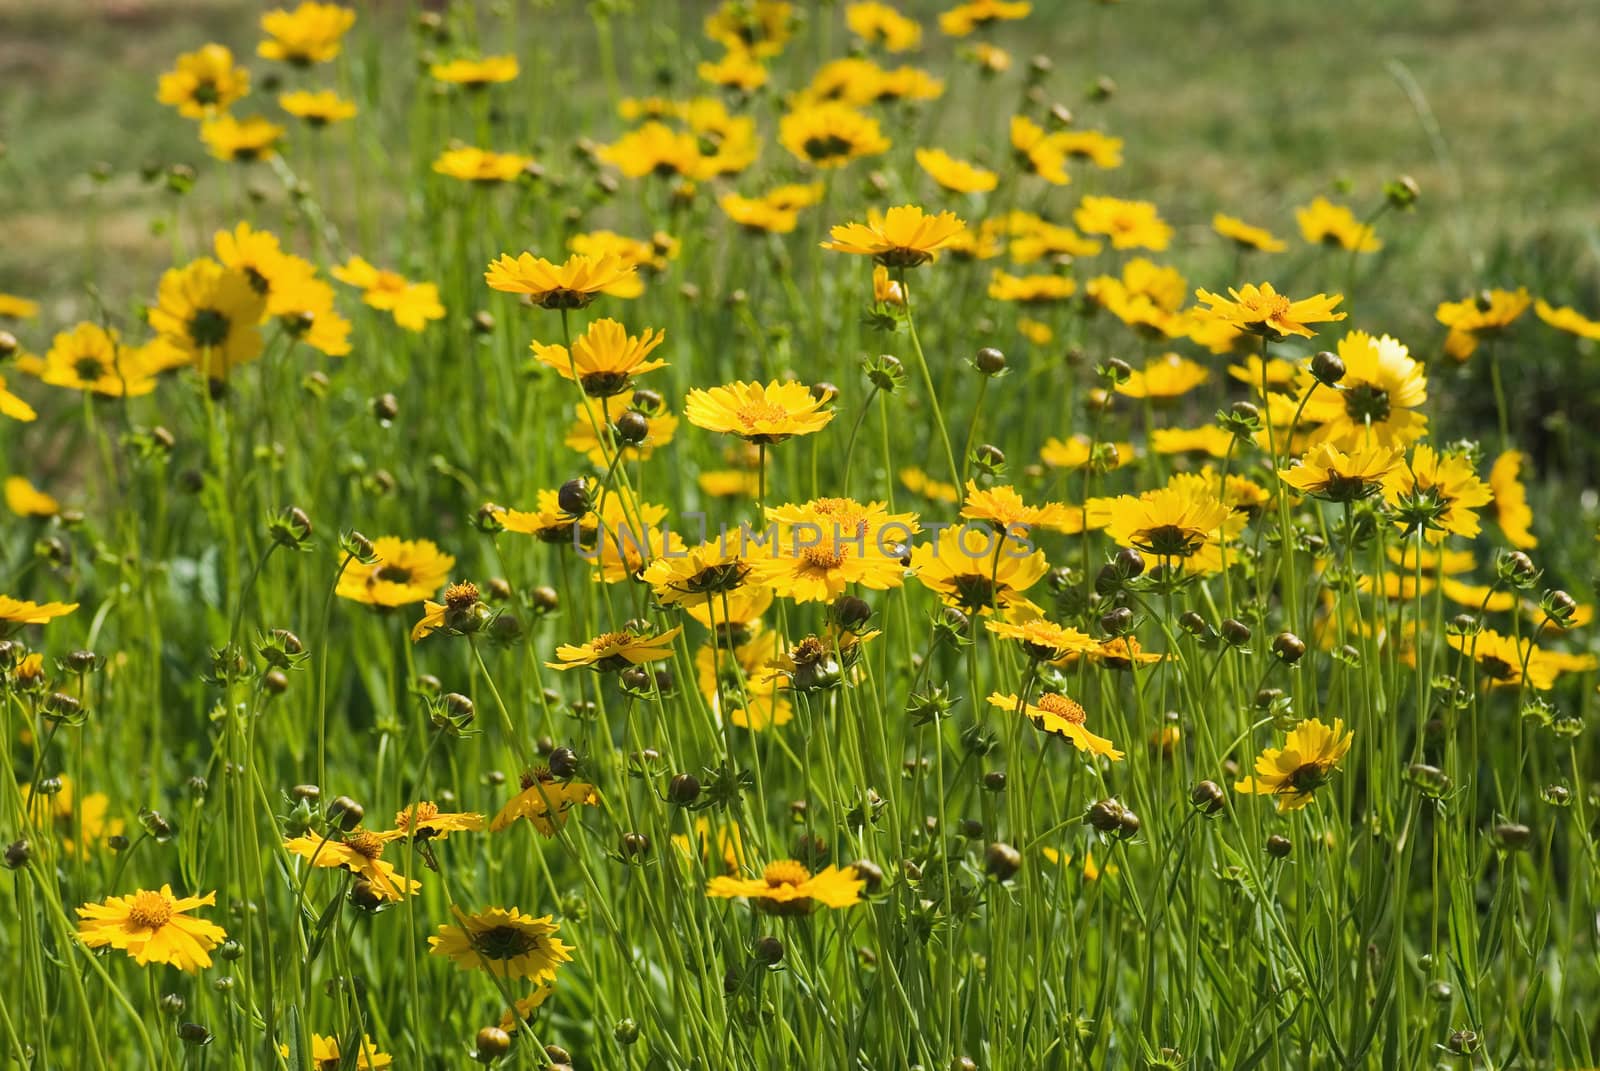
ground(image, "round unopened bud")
xmin=1117 ymin=810 xmax=1141 ymax=838
xmin=3 ymin=839 xmax=30 ymax=870
xmin=1387 ymin=174 xmax=1420 ymax=208
xmin=620 ymin=832 xmax=651 ymax=858
xmin=263 ymin=669 xmax=289 ymax=695
xmin=291 ymin=784 xmax=320 ymax=802
xmin=557 ymin=478 xmax=591 ymax=516
xmin=1086 ymin=798 xmax=1125 ymax=833
xmin=953 ymin=1058 xmax=978 ymax=1071
xmin=177 ymin=1023 xmax=214 ymax=1046
xmin=1271 ymin=632 xmax=1306 ymax=664
xmin=1100 ymin=606 xmax=1133 ymax=636
xmin=810 ymin=382 xmax=838 ymax=403
xmin=974 ymin=347 xmax=1007 ymax=375
xmin=1265 ymin=834 xmax=1293 ymax=859
xmin=982 ymin=770 xmax=1007 ymax=793
xmin=1547 ymin=589 xmax=1577 ymax=619
xmin=1309 ymin=350 xmax=1345 ymax=387
xmin=218 ymin=938 xmax=243 ymax=962
xmin=613 ymin=1018 xmax=640 ymax=1045
xmin=1178 ymin=610 xmax=1207 ymax=637
xmin=548 ymin=746 xmax=580 ymax=779
xmin=1102 ymin=357 xmax=1133 ymax=383
xmin=327 ymin=795 xmax=364 ymax=832
xmin=668 ymin=773 xmax=701 ymax=806
xmin=1447 ymin=1030 xmax=1479 ymax=1056
xmin=830 ymin=594 xmax=873 ymax=632
xmin=442 ymin=693 xmax=474 ymax=722
xmin=159 ymin=992 xmax=186 ymax=1017
xmin=1221 ymin=619 xmax=1251 ymax=647
xmin=753 ymin=935 xmax=785 ymax=965
xmin=1491 ymin=822 xmax=1532 ymax=851
xmin=370 ymin=393 xmax=399 ymax=424
xmin=544 ymin=1045 xmax=572 ymax=1065
xmin=1114 ymin=546 xmax=1145 ymax=579
xmin=474 ymin=1027 xmax=512 ymax=1062
xmin=65 ymin=649 xmax=99 ymax=674
xmin=974 ymin=443 xmax=1005 ymax=468
xmin=1191 ymin=780 xmax=1225 ymax=816
xmin=1426 ymin=980 xmax=1453 ymax=1003
xmin=614 ymin=409 xmax=650 ymax=444
xmin=1504 ymin=551 xmax=1536 ymax=581
xmin=530 ymin=585 xmax=559 ymax=613
xmin=1230 ymin=400 xmax=1261 ymax=423
xmin=984 ymin=841 xmax=1022 ymax=880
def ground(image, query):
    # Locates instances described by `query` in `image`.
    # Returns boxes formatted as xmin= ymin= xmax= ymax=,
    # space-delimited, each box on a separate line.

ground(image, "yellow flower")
xmin=1151 ymin=426 xmax=1233 ymax=459
xmin=720 ymin=192 xmax=800 ymax=234
xmin=27 ymin=774 xmax=124 ymax=857
xmin=1212 ymin=213 xmax=1286 ymax=252
xmin=1115 ymin=353 xmax=1209 ymax=400
xmin=547 ymin=625 xmax=682 ymax=672
xmin=1534 ymin=298 xmax=1600 ymax=340
xmin=531 ymin=317 xmax=666 ymax=397
xmin=6 ymin=477 xmax=60 ymax=518
xmin=258 ymin=2 xmax=355 ymax=64
xmin=1074 ymin=196 xmax=1173 ymax=251
xmin=565 ymin=392 xmax=678 ymax=466
xmin=747 ymin=502 xmax=910 ymax=603
xmin=1009 ymin=220 xmax=1102 ymax=263
xmin=570 ymin=230 xmax=677 ymax=278
xmin=200 ymin=115 xmax=285 ymax=161
xmin=157 ymin=44 xmax=249 ymax=118
xmin=873 ymin=265 xmax=905 ymax=305
xmin=213 ymin=222 xmax=317 ymax=315
xmin=1296 ymin=331 xmax=1428 ymax=450
xmin=1488 ymin=451 xmax=1536 ymax=549
xmin=1193 ymin=282 xmax=1345 ymax=341
xmin=331 ymin=256 xmax=446 ymax=331
xmin=1103 ymin=482 xmax=1231 ymax=559
xmin=704 ymin=1 xmax=794 ymax=57
xmin=698 ymin=50 xmax=769 ymax=91
xmin=911 ymin=525 xmax=1048 ymax=615
xmin=940 ymin=0 xmax=1032 ymax=36
xmin=33 ymin=322 xmax=158 ymax=396
xmin=1446 ymin=629 xmax=1591 ymax=691
xmin=986 ymin=618 xmax=1099 ymax=661
xmin=429 ymin=54 xmax=519 ymax=87
xmin=695 ymin=628 xmax=793 ymax=730
xmin=278 ymin=89 xmax=358 ymax=126
xmin=685 ymin=379 xmax=834 ymax=444
xmin=284 ymin=830 xmax=420 ymax=900
xmin=272 ymin=274 xmax=352 ymax=357
xmin=1050 ymin=130 xmax=1123 ymax=169
xmin=76 ymin=886 xmax=227 ymax=973
xmin=1 ymin=594 xmax=78 ymax=634
xmin=1435 ymin=287 xmax=1530 ymax=361
xmin=485 ymin=252 xmax=635 ymax=310
xmin=1381 ymin=444 xmax=1493 ymax=542
xmin=900 ymin=465 xmax=960 ymax=504
xmin=1010 ymin=115 xmax=1069 ymax=185
xmin=847 ymin=1 xmax=922 ymax=51
xmin=409 ymin=580 xmax=484 ymax=643
xmin=389 ymin=801 xmax=485 ymax=841
xmin=429 ymin=906 xmax=574 ymax=982
xmin=643 ymin=540 xmax=754 ymax=607
xmin=498 ymin=990 xmax=556 ymax=1035
xmin=433 ymin=146 xmax=534 ymax=183
xmin=336 ymin=536 xmax=455 ymax=608
xmin=1017 ymin=317 xmax=1052 ymax=344
xmin=915 ymin=148 xmax=998 ymax=194
xmin=1040 ymin=434 xmax=1132 ymax=472
xmin=988 ymin=270 xmax=1077 ymax=304
xmin=279 ymin=1035 xmax=392 ymax=1070
xmin=600 ymin=121 xmax=713 ymax=181
xmin=1279 ymin=442 xmax=1402 ymax=502
xmin=707 ymin=860 xmax=864 ymax=914
xmin=147 ymin=258 xmax=267 ymax=379
xmin=489 ymin=770 xmax=599 ymax=835
xmin=1235 ymin=718 xmax=1353 ymax=812
xmin=1226 ymin=354 xmax=1298 ymax=392
xmin=0 ymin=293 xmax=39 ymax=320
xmin=1295 ymin=196 xmax=1380 ymax=252
xmin=824 ymin=204 xmax=967 ymax=267
xmin=961 ymin=482 xmax=1076 ymax=534
xmin=986 ymin=691 xmax=1122 ymax=760
xmin=779 ymin=103 xmax=890 ymax=168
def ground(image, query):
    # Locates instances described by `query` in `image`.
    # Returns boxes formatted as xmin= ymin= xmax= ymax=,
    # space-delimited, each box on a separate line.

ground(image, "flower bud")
xmin=1086 ymin=797 xmax=1125 ymax=833
xmin=327 ymin=795 xmax=364 ymax=832
xmin=1265 ymin=834 xmax=1293 ymax=859
xmin=1270 ymin=632 xmax=1306 ymax=664
xmin=973 ymin=347 xmax=1007 ymax=376
xmin=177 ymin=1022 xmax=214 ymax=1046
xmin=1100 ymin=606 xmax=1133 ymax=636
xmin=474 ymin=1027 xmax=512 ymax=1062
xmin=753 ymin=935 xmax=785 ymax=965
xmin=1190 ymin=780 xmax=1225 ymax=816
xmin=1114 ymin=546 xmax=1145 ymax=579
xmin=614 ymin=409 xmax=650 ymax=444
xmin=1491 ymin=822 xmax=1532 ymax=851
xmin=1220 ymin=618 xmax=1251 ymax=647
xmin=620 ymin=832 xmax=650 ymax=859
xmin=370 ymin=393 xmax=399 ymax=425
xmin=3 ymin=839 xmax=29 ymax=870
xmin=1309 ymin=350 xmax=1345 ymax=387
xmin=613 ymin=1019 xmax=640 ymax=1046
xmin=984 ymin=841 xmax=1022 ymax=880
xmin=557 ymin=478 xmax=591 ymax=516
xmin=829 ymin=594 xmax=873 ymax=632
xmin=668 ymin=773 xmax=701 ymax=806
xmin=982 ymin=770 xmax=1006 ymax=793
xmin=548 ymin=746 xmax=580 ymax=779
xmin=851 ymin=858 xmax=884 ymax=893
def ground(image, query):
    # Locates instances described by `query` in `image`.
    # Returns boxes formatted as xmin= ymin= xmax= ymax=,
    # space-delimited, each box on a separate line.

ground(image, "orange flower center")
xmin=763 ymin=860 xmax=812 ymax=888
xmin=590 ymin=629 xmax=636 ymax=653
xmin=127 ymin=890 xmax=174 ymax=930
xmin=396 ymin=801 xmax=440 ymax=828
xmin=1034 ymin=693 xmax=1087 ymax=724
xmin=801 ymin=547 xmax=846 ymax=570
xmin=735 ymin=400 xmax=789 ymax=429
xmin=344 ymin=831 xmax=385 ymax=859
xmin=444 ymin=581 xmax=480 ymax=609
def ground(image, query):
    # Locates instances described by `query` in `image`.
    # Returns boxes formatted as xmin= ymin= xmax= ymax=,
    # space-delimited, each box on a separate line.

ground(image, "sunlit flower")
xmin=695 ymin=628 xmax=793 ymax=730
xmin=600 ymin=122 xmax=713 ymax=181
xmin=1296 ymin=196 xmax=1380 ymax=252
xmin=986 ymin=618 xmax=1099 ymax=661
xmin=1074 ymin=196 xmax=1173 ymax=251
xmin=961 ymin=482 xmax=1076 ymax=534
xmin=27 ymin=774 xmax=123 ymax=856
xmin=279 ymin=1035 xmax=392 ymax=1070
xmin=490 ymin=770 xmax=598 ymax=835
xmin=1050 ymin=130 xmax=1122 ymax=169
xmin=1534 ymin=298 xmax=1600 ymax=340
xmin=283 ymin=830 xmax=419 ymax=900
xmin=1488 ymin=451 xmax=1536 ymax=549
xmin=1213 ymin=213 xmax=1286 ymax=252
xmin=408 ymin=580 xmax=484 ymax=643
xmin=707 ymin=860 xmax=864 ymax=914
xmin=0 ymin=293 xmax=39 ymax=320
xmin=498 ymin=989 xmax=555 ymax=1035
xmin=720 ymin=192 xmax=800 ymax=234
xmin=1381 ymin=444 xmax=1493 ymax=542
xmin=336 ymin=536 xmax=454 ymax=608
xmin=258 ymin=2 xmax=355 ymax=65
xmin=147 ymin=258 xmax=267 ymax=379
xmin=547 ymin=625 xmax=682 ymax=672
xmin=430 ymin=54 xmax=519 ymax=87
xmin=332 ymin=256 xmax=446 ymax=331
xmin=157 ymin=43 xmax=250 ymax=118
xmin=429 ymin=906 xmax=573 ymax=981
xmin=1016 ymin=316 xmax=1052 ymax=344
xmin=272 ymin=274 xmax=352 ymax=357
xmin=1279 ymin=442 xmax=1402 ymax=502
xmin=911 ymin=525 xmax=1048 ymax=616
xmin=200 ymin=114 xmax=285 ymax=161
xmin=1040 ymin=434 xmax=1133 ymax=472
xmin=6 ymin=476 xmax=59 ymax=518
xmin=1447 ymin=629 xmax=1592 ymax=690
xmin=824 ymin=205 xmax=967 ymax=267
xmin=988 ymin=270 xmax=1076 ymax=304
xmin=643 ymin=540 xmax=753 ymax=607
xmin=987 ymin=691 xmax=1121 ymax=759
xmin=704 ymin=0 xmax=795 ymax=58
xmin=748 ymin=502 xmax=908 ymax=603
xmin=940 ymin=0 xmax=1032 ymax=36
xmin=1296 ymin=331 xmax=1428 ymax=449
xmin=1103 ymin=482 xmax=1231 ymax=559
xmin=1 ymin=594 xmax=78 ymax=635
xmin=915 ymin=147 xmax=998 ymax=193
xmin=76 ymin=886 xmax=227 ymax=973
xmin=1115 ymin=353 xmax=1209 ymax=400
xmin=530 ymin=317 xmax=666 ymax=397
xmin=685 ymin=379 xmax=834 ymax=444
xmin=278 ymin=89 xmax=358 ymax=126
xmin=433 ymin=146 xmax=535 ymax=183
xmin=698 ymin=50 xmax=769 ymax=91
xmin=847 ymin=1 xmax=922 ymax=51
xmin=1150 ymin=426 xmax=1234 ymax=459
xmin=569 ymin=229 xmax=677 ymax=284
xmin=1225 ymin=354 xmax=1298 ymax=391
xmin=780 ymin=103 xmax=890 ymax=168
xmin=32 ymin=322 xmax=158 ymax=396
xmin=1436 ymin=287 xmax=1530 ymax=361
xmin=1009 ymin=219 xmax=1102 ymax=263
xmin=1193 ymin=282 xmax=1345 ymax=341
xmin=971 ymin=42 xmax=1011 ymax=73
xmin=1234 ymin=718 xmax=1353 ymax=811
xmin=389 ymin=801 xmax=485 ymax=842
xmin=1010 ymin=115 xmax=1069 ymax=185
xmin=485 ymin=252 xmax=635 ymax=310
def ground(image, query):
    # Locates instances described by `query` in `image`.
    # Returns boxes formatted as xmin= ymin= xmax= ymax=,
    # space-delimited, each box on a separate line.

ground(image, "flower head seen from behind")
xmin=76 ymin=886 xmax=227 ymax=973
xmin=531 ymin=317 xmax=666 ymax=396
xmin=940 ymin=0 xmax=1032 ymax=36
xmin=429 ymin=906 xmax=573 ymax=982
xmin=1488 ymin=451 xmax=1536 ymax=549
xmin=1 ymin=595 xmax=79 ymax=635
xmin=485 ymin=252 xmax=636 ymax=310
xmin=847 ymin=2 xmax=922 ymax=51
xmin=1194 ymin=283 xmax=1345 ymax=341
xmin=916 ymin=148 xmax=998 ymax=194
xmin=686 ymin=380 xmax=834 ymax=444
xmin=1103 ymin=482 xmax=1231 ymax=560
xmin=824 ymin=204 xmax=967 ymax=267
xmin=707 ymin=860 xmax=864 ymax=914
xmin=6 ymin=477 xmax=61 ymax=519
xmin=330 ymin=256 xmax=445 ymax=332
xmin=258 ymin=2 xmax=356 ymax=65
xmin=430 ymin=54 xmax=519 ymax=87
xmin=1278 ymin=442 xmax=1402 ymax=502
xmin=1235 ymin=718 xmax=1353 ymax=811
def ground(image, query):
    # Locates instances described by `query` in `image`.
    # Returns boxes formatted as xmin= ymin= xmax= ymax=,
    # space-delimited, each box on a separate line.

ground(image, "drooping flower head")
xmin=1193 ymin=282 xmax=1345 ymax=341
xmin=485 ymin=253 xmax=636 ymax=310
xmin=685 ymin=380 xmax=834 ymax=444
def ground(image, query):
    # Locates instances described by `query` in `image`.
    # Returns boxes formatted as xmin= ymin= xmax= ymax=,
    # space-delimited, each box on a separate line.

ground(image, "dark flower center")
xmin=74 ymin=356 xmax=106 ymax=382
xmin=1136 ymin=524 xmax=1205 ymax=558
xmin=1478 ymin=655 xmax=1517 ymax=681
xmin=803 ymin=134 xmax=854 ymax=161
xmin=1286 ymin=762 xmax=1332 ymax=793
xmin=376 ymin=564 xmax=414 ymax=583
xmin=188 ymin=308 xmax=231 ymax=347
xmin=472 ymin=925 xmax=541 ymax=960
xmin=1343 ymin=383 xmax=1392 ymax=425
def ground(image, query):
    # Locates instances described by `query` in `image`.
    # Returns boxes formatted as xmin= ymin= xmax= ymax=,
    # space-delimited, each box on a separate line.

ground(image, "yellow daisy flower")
xmin=1235 ymin=718 xmax=1353 ymax=812
xmin=429 ymin=906 xmax=574 ymax=982
xmin=278 ymin=89 xmax=358 ymax=126
xmin=335 ymin=536 xmax=455 ymax=608
xmin=547 ymin=625 xmax=682 ymax=672
xmin=1534 ymin=298 xmax=1600 ymax=340
xmin=779 ymin=103 xmax=890 ymax=168
xmin=1010 ymin=115 xmax=1069 ymax=185
xmin=279 ymin=1035 xmax=392 ymax=1070
xmin=432 ymin=146 xmax=535 ymax=183
xmin=530 ymin=317 xmax=666 ymax=396
xmin=1295 ymin=196 xmax=1380 ymax=252
xmin=146 ymin=258 xmax=267 ymax=379
xmin=1212 ymin=213 xmax=1286 ymax=252
xmin=258 ymin=2 xmax=355 ymax=65
xmin=199 ymin=115 xmax=285 ymax=162
xmin=283 ymin=830 xmax=420 ymax=901
xmin=33 ymin=322 xmax=158 ymax=397
xmin=685 ymin=379 xmax=834 ymax=444
xmin=1193 ymin=282 xmax=1345 ymax=341
xmin=988 ymin=270 xmax=1077 ymax=304
xmin=910 ymin=525 xmax=1048 ymax=615
xmin=1050 ymin=130 xmax=1123 ymax=169
xmin=1278 ymin=442 xmax=1403 ymax=502
xmin=6 ymin=477 xmax=60 ymax=519
xmin=846 ymin=1 xmax=922 ymax=51
xmin=1115 ymin=353 xmax=1210 ymax=400
xmin=1381 ymin=444 xmax=1493 ymax=542
xmin=489 ymin=771 xmax=599 ymax=835
xmin=915 ymin=147 xmax=998 ymax=193
xmin=1296 ymin=331 xmax=1428 ymax=450
xmin=824 ymin=204 xmax=967 ymax=267
xmin=76 ymin=886 xmax=227 ymax=973
xmin=1074 ymin=195 xmax=1173 ymax=251
xmin=157 ymin=43 xmax=250 ymax=118
xmin=987 ymin=691 xmax=1122 ymax=760
xmin=389 ymin=801 xmax=486 ymax=842
xmin=1151 ymin=426 xmax=1234 ymax=459
xmin=0 ymin=293 xmax=40 ymax=320
xmin=485 ymin=252 xmax=636 ymax=310
xmin=331 ymin=256 xmax=446 ymax=331
xmin=1435 ymin=287 xmax=1531 ymax=361
xmin=939 ymin=0 xmax=1032 ymax=36
xmin=698 ymin=50 xmax=769 ymax=91
xmin=429 ymin=54 xmax=519 ymax=87
xmin=1102 ymin=482 xmax=1231 ymax=559
xmin=707 ymin=860 xmax=864 ymax=914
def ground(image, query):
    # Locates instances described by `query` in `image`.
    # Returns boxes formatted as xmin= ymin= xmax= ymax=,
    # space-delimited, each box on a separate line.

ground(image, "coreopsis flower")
xmin=987 ymin=691 xmax=1122 ymax=759
xmin=546 ymin=625 xmax=682 ymax=671
xmin=258 ymin=2 xmax=354 ymax=65
xmin=278 ymin=89 xmax=357 ymax=126
xmin=1009 ymin=220 xmax=1102 ymax=263
xmin=911 ymin=525 xmax=1049 ymax=615
xmin=939 ymin=0 xmax=1032 ymax=35
xmin=1446 ymin=629 xmax=1591 ymax=690
xmin=336 ymin=536 xmax=455 ymax=608
xmin=1103 ymin=482 xmax=1231 ymax=559
xmin=389 ymin=802 xmax=485 ymax=842
xmin=971 ymin=42 xmax=1011 ymax=72
xmin=707 ymin=860 xmax=864 ymax=914
xmin=600 ymin=122 xmax=713 ymax=181
xmin=491 ymin=492 xmax=600 ymax=544
xmin=567 ymin=231 xmax=675 ymax=292
xmin=1534 ymin=298 xmax=1600 ymax=340
xmin=685 ymin=379 xmax=834 ymax=444
xmin=779 ymin=103 xmax=890 ymax=168
xmin=1435 ymin=287 xmax=1531 ymax=361
xmin=429 ymin=54 xmax=519 ymax=87
xmin=869 ymin=65 xmax=945 ymax=103
xmin=684 ymin=582 xmax=774 ymax=634
xmin=6 ymin=477 xmax=59 ymax=518
xmin=704 ymin=0 xmax=794 ymax=57
xmin=746 ymin=507 xmax=908 ymax=604
xmin=1296 ymin=331 xmax=1428 ymax=449
xmin=1 ymin=595 xmax=78 ymax=634
xmin=1295 ymin=196 xmax=1380 ymax=252
xmin=1190 ymin=317 xmax=1253 ymax=355
xmin=698 ymin=50 xmax=769 ymax=91
xmin=1193 ymin=282 xmax=1345 ymax=341
xmin=1212 ymin=213 xmax=1287 ymax=253
xmin=1234 ymin=718 xmax=1353 ymax=812
xmin=847 ymin=1 xmax=922 ymax=51
xmin=32 ymin=322 xmax=158 ymax=396
xmin=1074 ymin=196 xmax=1173 ymax=251
xmin=1069 ymin=635 xmax=1165 ymax=670
xmin=988 ymin=270 xmax=1076 ymax=304
xmin=530 ymin=317 xmax=666 ymax=396
xmin=1040 ymin=434 xmax=1133 ymax=473
xmin=565 ymin=393 xmax=678 ymax=466
xmin=1010 ymin=115 xmax=1069 ymax=185
xmin=1278 ymin=442 xmax=1402 ymax=502
xmin=1089 ymin=257 xmax=1186 ymax=311
xmin=284 ymin=830 xmax=420 ymax=900
xmin=409 ymin=580 xmax=485 ymax=642
xmin=498 ymin=989 xmax=556 ymax=1034
xmin=157 ymin=44 xmax=249 ymax=118
xmin=695 ymin=628 xmax=793 ymax=730
xmin=1381 ymin=444 xmax=1493 ymax=542
xmin=213 ymin=222 xmax=316 ymax=314
xmin=146 ymin=259 xmax=267 ymax=379
xmin=1488 ymin=451 xmax=1537 ymax=549
xmin=986 ymin=618 xmax=1099 ymax=662
xmin=961 ymin=482 xmax=1076 ymax=535
xmin=899 ymin=465 xmax=959 ymax=504
xmin=76 ymin=886 xmax=227 ymax=972
xmin=489 ymin=770 xmax=598 ymax=834
xmin=0 ymin=293 xmax=39 ymax=320
xmin=1115 ymin=353 xmax=1210 ymax=400
xmin=643 ymin=540 xmax=754 ymax=607
xmin=1017 ymin=317 xmax=1051 ymax=344
xmin=278 ymin=1036 xmax=392 ymax=1070
xmin=272 ymin=275 xmax=353 ymax=357
xmin=429 ymin=907 xmax=574 ymax=982
xmin=1226 ymin=354 xmax=1298 ymax=392
xmin=1151 ymin=426 xmax=1234 ymax=459
xmin=1051 ymin=130 xmax=1123 ymax=169
xmin=433 ymin=146 xmax=535 ymax=183
xmin=199 ymin=115 xmax=285 ymax=161
xmin=915 ymin=148 xmax=998 ymax=193
xmin=824 ymin=204 xmax=967 ymax=267
xmin=720 ymin=192 xmax=800 ymax=234
xmin=330 ymin=256 xmax=444 ymax=330
xmin=484 ymin=252 xmax=635 ymax=310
